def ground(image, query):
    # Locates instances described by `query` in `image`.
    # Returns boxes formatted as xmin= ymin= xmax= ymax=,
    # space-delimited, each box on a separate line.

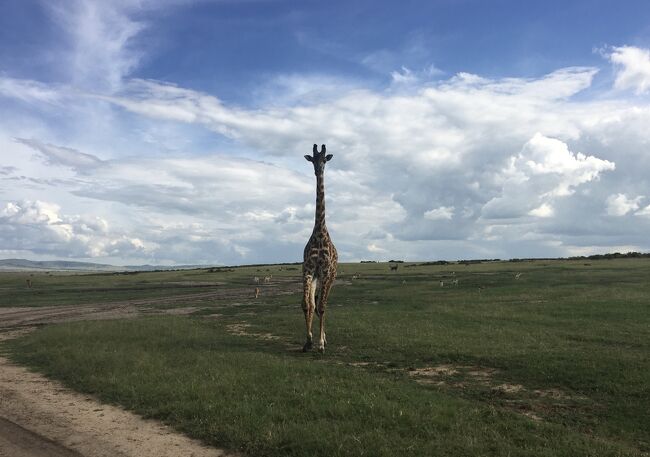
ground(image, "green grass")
xmin=0 ymin=265 xmax=296 ymax=307
xmin=2 ymin=259 xmax=650 ymax=456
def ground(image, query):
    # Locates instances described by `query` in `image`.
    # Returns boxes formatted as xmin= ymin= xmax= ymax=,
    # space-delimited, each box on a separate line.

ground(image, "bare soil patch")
xmin=226 ymin=322 xmax=281 ymax=340
xmin=224 ymin=323 xmax=297 ymax=352
xmin=408 ymin=364 xmax=594 ymax=422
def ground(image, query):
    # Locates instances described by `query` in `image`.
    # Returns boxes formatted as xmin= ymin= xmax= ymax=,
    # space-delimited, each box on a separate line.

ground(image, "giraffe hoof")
xmin=318 ymin=344 xmax=325 ymax=354
xmin=302 ymin=341 xmax=313 ymax=352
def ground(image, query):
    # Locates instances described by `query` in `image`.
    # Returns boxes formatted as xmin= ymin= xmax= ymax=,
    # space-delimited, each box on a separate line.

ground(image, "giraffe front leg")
xmin=301 ymin=275 xmax=315 ymax=352
xmin=316 ymin=278 xmax=333 ymax=353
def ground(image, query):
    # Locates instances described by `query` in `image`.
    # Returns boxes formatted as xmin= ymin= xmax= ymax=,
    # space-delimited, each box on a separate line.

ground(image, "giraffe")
xmin=302 ymin=144 xmax=338 ymax=353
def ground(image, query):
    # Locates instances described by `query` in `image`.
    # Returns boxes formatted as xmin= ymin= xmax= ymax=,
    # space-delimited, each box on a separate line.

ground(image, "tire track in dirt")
xmin=0 ymin=281 xmax=301 ymax=330
xmin=0 ymin=331 xmax=237 ymax=457
xmin=0 ymin=416 xmax=83 ymax=457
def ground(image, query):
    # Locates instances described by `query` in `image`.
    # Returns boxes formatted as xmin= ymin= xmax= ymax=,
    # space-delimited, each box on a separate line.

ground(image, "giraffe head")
xmin=304 ymin=144 xmax=333 ymax=176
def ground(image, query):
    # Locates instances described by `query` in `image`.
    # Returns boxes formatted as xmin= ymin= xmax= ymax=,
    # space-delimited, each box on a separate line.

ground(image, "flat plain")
xmin=1 ymin=259 xmax=649 ymax=456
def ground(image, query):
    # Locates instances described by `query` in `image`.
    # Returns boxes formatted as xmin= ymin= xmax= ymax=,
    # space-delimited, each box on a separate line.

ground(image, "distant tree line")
xmin=568 ymin=251 xmax=650 ymax=260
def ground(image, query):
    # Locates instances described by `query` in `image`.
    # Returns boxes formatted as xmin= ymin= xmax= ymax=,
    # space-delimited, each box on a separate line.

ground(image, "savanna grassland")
xmin=1 ymin=259 xmax=649 ymax=456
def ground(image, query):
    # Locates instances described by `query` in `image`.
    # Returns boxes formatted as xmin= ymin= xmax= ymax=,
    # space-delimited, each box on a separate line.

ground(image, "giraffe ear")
xmin=325 ymin=154 xmax=333 ymax=161
xmin=304 ymin=155 xmax=313 ymax=162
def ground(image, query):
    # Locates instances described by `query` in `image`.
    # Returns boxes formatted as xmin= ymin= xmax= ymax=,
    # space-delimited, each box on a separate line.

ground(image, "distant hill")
xmin=0 ymin=259 xmax=211 ymax=272
xmin=0 ymin=258 xmax=117 ymax=271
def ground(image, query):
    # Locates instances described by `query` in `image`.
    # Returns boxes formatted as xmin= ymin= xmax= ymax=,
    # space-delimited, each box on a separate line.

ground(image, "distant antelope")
xmin=390 ymin=264 xmax=398 ymax=271
xmin=264 ymin=276 xmax=271 ymax=284
xmin=254 ymin=287 xmax=260 ymax=298
xmin=253 ymin=276 xmax=260 ymax=284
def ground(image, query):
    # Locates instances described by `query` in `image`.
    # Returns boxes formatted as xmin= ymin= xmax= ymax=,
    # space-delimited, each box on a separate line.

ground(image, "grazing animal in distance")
xmin=264 ymin=276 xmax=271 ymax=284
xmin=254 ymin=287 xmax=260 ymax=298
xmin=390 ymin=264 xmax=398 ymax=271
xmin=254 ymin=276 xmax=260 ymax=284
xmin=302 ymin=144 xmax=338 ymax=353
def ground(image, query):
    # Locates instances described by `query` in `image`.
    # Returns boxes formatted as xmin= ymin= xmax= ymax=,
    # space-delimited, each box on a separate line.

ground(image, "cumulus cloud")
xmin=424 ymin=206 xmax=454 ymax=220
xmin=518 ymin=133 xmax=615 ymax=196
xmin=482 ymin=133 xmax=615 ymax=219
xmin=606 ymin=193 xmax=643 ymax=216
xmin=528 ymin=203 xmax=554 ymax=218
xmin=608 ymin=45 xmax=650 ymax=94
xmin=367 ymin=243 xmax=387 ymax=253
xmin=636 ymin=205 xmax=650 ymax=217
xmin=3 ymin=37 xmax=650 ymax=263
xmin=0 ymin=200 xmax=152 ymax=258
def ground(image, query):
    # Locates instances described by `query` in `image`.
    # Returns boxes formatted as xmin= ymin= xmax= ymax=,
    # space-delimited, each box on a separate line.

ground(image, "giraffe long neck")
xmin=314 ymin=171 xmax=326 ymax=230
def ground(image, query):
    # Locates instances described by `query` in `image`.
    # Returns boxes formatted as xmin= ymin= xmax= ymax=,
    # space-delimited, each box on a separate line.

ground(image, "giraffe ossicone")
xmin=301 ymin=143 xmax=338 ymax=353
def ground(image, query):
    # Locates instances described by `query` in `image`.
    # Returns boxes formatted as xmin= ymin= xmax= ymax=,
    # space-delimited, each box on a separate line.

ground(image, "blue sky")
xmin=1 ymin=0 xmax=650 ymax=265
xmin=4 ymin=1 xmax=649 ymax=98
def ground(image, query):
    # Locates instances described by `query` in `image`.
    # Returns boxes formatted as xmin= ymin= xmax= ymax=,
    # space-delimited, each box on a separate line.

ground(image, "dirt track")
xmin=0 ymin=290 xmax=263 ymax=457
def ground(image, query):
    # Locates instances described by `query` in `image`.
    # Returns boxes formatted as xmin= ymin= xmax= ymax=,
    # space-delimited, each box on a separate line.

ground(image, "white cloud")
xmin=606 ymin=193 xmax=643 ymax=216
xmin=0 ymin=77 xmax=63 ymax=104
xmin=3 ymin=34 xmax=650 ymax=263
xmin=2 ymin=200 xmax=62 ymax=225
xmin=520 ymin=133 xmax=615 ymax=197
xmin=423 ymin=206 xmax=454 ymax=220
xmin=608 ymin=46 xmax=650 ymax=94
xmin=391 ymin=66 xmax=419 ymax=84
xmin=367 ymin=243 xmax=387 ymax=253
xmin=528 ymin=203 xmax=554 ymax=218
xmin=0 ymin=200 xmax=153 ymax=258
xmin=482 ymin=133 xmax=614 ymax=220
xmin=43 ymin=0 xmax=147 ymax=92
xmin=16 ymin=138 xmax=103 ymax=170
